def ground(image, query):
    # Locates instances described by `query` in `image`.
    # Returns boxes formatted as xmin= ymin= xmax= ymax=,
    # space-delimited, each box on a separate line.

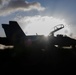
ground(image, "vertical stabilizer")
xmin=2 ymin=21 xmax=26 ymax=45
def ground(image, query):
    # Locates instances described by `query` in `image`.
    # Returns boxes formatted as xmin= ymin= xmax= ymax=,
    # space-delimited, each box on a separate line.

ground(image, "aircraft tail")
xmin=2 ymin=21 xmax=26 ymax=44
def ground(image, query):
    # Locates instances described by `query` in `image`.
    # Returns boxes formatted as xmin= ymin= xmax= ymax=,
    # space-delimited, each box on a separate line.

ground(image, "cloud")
xmin=0 ymin=0 xmax=45 ymax=16
xmin=14 ymin=15 xmax=70 ymax=36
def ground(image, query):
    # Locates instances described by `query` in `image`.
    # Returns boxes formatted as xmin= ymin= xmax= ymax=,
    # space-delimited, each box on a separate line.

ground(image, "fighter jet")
xmin=1 ymin=21 xmax=76 ymax=49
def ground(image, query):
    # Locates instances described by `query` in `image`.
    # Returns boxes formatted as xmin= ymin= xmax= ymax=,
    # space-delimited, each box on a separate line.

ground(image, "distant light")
xmin=44 ymin=33 xmax=49 ymax=37
xmin=0 ymin=44 xmax=14 ymax=50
